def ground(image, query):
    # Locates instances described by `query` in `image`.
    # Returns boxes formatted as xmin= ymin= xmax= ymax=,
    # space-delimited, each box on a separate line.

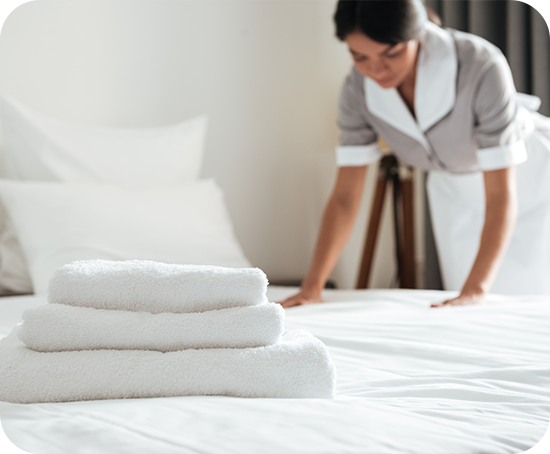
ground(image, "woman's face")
xmin=345 ymin=31 xmax=419 ymax=89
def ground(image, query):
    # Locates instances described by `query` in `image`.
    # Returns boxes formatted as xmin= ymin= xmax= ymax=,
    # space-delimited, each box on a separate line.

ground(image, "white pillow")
xmin=0 ymin=95 xmax=207 ymax=185
xmin=0 ymin=95 xmax=208 ymax=294
xmin=0 ymin=179 xmax=251 ymax=295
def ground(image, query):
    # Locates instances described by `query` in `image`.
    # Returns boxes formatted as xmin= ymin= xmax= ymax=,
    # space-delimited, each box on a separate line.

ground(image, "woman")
xmin=280 ymin=0 xmax=550 ymax=308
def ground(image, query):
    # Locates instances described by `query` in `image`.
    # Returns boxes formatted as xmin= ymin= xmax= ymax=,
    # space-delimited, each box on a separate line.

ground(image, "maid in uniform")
xmin=280 ymin=0 xmax=550 ymax=308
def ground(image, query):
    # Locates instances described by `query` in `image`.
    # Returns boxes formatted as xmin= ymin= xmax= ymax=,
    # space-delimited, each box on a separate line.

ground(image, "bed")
xmin=1 ymin=286 xmax=549 ymax=454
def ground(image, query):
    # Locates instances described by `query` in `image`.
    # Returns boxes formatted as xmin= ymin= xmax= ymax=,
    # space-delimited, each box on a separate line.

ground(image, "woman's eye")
xmin=385 ymin=48 xmax=404 ymax=59
xmin=353 ymin=55 xmax=366 ymax=62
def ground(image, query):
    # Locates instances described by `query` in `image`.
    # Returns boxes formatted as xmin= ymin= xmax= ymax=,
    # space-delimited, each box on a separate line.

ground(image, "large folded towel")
xmin=0 ymin=329 xmax=336 ymax=403
xmin=16 ymin=302 xmax=285 ymax=352
xmin=48 ymin=260 xmax=268 ymax=313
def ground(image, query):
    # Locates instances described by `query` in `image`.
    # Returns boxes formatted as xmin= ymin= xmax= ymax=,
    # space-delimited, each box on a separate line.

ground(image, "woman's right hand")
xmin=278 ymin=166 xmax=367 ymax=310
xmin=278 ymin=289 xmax=323 ymax=308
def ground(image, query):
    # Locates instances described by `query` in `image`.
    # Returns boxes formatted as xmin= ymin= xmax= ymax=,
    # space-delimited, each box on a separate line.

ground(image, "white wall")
xmin=0 ymin=0 xmax=423 ymax=289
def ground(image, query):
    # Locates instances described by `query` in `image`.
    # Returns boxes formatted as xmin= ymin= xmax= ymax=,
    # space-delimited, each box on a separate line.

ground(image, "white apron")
xmin=428 ymin=123 xmax=550 ymax=295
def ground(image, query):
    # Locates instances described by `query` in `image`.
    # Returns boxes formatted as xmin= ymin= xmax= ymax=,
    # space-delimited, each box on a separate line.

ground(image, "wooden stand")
xmin=356 ymin=154 xmax=416 ymax=289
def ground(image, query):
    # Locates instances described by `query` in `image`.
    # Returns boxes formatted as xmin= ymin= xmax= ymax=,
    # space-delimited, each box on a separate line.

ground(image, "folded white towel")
xmin=16 ymin=302 xmax=285 ymax=352
xmin=0 ymin=329 xmax=336 ymax=403
xmin=48 ymin=260 xmax=268 ymax=313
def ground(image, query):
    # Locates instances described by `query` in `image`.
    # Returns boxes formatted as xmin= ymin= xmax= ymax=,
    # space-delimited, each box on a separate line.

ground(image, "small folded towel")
xmin=16 ymin=302 xmax=285 ymax=352
xmin=0 ymin=329 xmax=336 ymax=403
xmin=48 ymin=260 xmax=268 ymax=313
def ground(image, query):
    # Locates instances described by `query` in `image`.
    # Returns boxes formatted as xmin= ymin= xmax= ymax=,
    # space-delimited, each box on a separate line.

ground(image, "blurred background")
xmin=0 ymin=0 xmax=548 ymax=290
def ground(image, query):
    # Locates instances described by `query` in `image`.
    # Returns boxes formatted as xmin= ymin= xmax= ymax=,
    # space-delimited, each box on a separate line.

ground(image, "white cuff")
xmin=476 ymin=141 xmax=528 ymax=171
xmin=336 ymin=144 xmax=382 ymax=167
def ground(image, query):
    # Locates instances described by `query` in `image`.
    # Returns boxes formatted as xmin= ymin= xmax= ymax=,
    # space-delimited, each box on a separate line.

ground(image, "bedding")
xmin=0 ymin=95 xmax=208 ymax=295
xmin=0 ymin=179 xmax=250 ymax=294
xmin=1 ymin=287 xmax=549 ymax=454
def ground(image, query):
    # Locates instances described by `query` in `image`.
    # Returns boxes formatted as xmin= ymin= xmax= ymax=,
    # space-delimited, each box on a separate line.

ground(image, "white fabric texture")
xmin=414 ymin=22 xmax=457 ymax=133
xmin=0 ymin=95 xmax=208 ymax=296
xmin=0 ymin=180 xmax=251 ymax=294
xmin=335 ymin=144 xmax=381 ymax=166
xmin=48 ymin=260 xmax=267 ymax=313
xmin=476 ymin=139 xmax=528 ymax=170
xmin=0 ymin=288 xmax=549 ymax=453
xmin=0 ymin=329 xmax=336 ymax=403
xmin=16 ymin=302 xmax=284 ymax=352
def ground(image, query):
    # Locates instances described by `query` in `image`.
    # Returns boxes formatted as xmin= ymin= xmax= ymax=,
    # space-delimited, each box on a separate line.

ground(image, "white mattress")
xmin=1 ymin=287 xmax=549 ymax=454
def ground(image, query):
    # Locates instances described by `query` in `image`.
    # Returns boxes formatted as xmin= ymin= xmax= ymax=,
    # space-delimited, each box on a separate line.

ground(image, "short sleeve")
xmin=473 ymin=54 xmax=528 ymax=171
xmin=336 ymin=70 xmax=382 ymax=167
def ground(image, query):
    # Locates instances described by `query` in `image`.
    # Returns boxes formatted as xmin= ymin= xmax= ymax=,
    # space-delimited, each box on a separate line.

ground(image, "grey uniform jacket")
xmin=336 ymin=21 xmax=537 ymax=173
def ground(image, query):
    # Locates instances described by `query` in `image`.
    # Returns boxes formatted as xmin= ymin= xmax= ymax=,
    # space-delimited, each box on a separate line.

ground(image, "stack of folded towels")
xmin=0 ymin=260 xmax=336 ymax=403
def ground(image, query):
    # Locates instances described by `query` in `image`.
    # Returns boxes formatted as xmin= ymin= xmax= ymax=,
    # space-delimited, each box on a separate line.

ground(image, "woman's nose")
xmin=368 ymin=59 xmax=387 ymax=77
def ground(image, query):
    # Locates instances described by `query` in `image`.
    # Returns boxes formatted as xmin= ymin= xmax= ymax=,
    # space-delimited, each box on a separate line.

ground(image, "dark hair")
xmin=334 ymin=0 xmax=429 ymax=45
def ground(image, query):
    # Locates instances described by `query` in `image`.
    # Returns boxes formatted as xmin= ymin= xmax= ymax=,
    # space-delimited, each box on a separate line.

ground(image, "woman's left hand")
xmin=431 ymin=291 xmax=486 ymax=308
xmin=431 ymin=169 xmax=516 ymax=309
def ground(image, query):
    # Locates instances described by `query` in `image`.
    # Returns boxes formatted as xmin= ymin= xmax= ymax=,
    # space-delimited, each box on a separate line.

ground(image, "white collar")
xmin=365 ymin=22 xmax=457 ymax=148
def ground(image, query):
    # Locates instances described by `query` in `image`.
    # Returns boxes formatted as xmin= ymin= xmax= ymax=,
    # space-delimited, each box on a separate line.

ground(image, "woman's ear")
xmin=426 ymin=7 xmax=442 ymax=27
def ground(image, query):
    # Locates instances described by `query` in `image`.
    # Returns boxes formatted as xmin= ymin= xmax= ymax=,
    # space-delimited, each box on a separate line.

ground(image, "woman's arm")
xmin=432 ymin=166 xmax=518 ymax=307
xmin=279 ymin=166 xmax=368 ymax=308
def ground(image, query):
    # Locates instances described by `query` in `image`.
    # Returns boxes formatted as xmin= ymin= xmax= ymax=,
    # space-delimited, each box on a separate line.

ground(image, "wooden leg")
xmin=356 ymin=178 xmax=387 ymax=289
xmin=400 ymin=173 xmax=416 ymax=289
xmin=356 ymin=155 xmax=416 ymax=290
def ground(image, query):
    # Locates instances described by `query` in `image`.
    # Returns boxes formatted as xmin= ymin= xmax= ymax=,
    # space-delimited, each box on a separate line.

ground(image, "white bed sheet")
xmin=1 ymin=287 xmax=549 ymax=454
